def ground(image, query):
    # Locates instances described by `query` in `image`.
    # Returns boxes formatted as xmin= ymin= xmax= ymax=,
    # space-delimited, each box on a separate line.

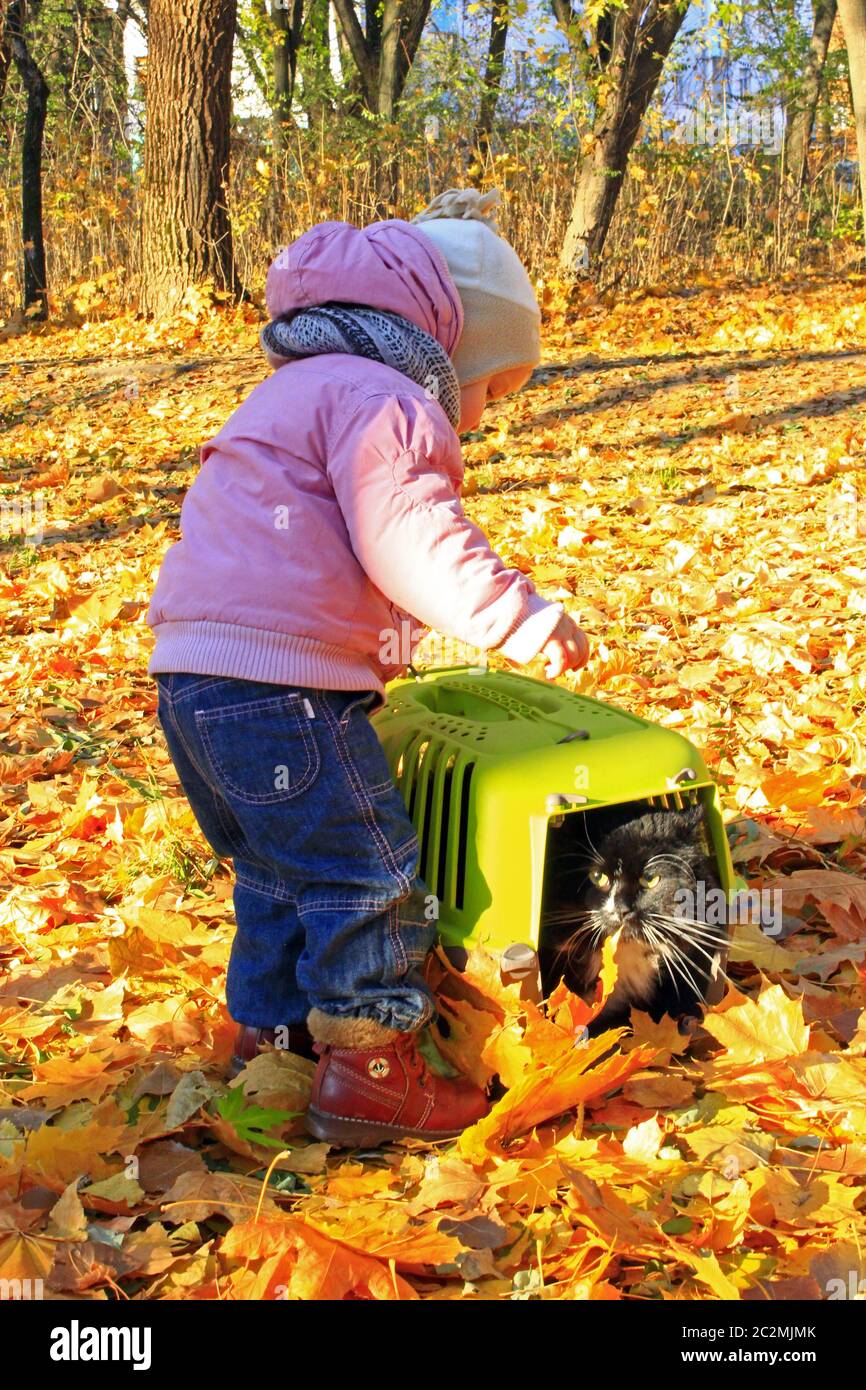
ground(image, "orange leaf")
xmin=18 ymin=1054 xmax=121 ymax=1105
xmin=222 ymin=1218 xmax=416 ymax=1300
xmin=702 ymin=984 xmax=811 ymax=1064
xmin=459 ymin=1038 xmax=657 ymax=1162
xmin=0 ymin=1230 xmax=56 ymax=1282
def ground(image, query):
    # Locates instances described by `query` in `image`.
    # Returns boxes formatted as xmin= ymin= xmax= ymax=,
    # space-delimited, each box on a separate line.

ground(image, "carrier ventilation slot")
xmin=427 ymin=715 xmax=489 ymax=744
xmin=646 ymin=788 xmax=701 ymax=812
xmin=446 ymin=680 xmax=545 ymax=722
xmin=396 ymin=734 xmax=475 ymax=911
xmin=454 ymin=761 xmax=473 ymax=910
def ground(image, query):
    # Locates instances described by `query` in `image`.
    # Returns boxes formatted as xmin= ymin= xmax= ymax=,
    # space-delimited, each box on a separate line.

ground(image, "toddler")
xmin=148 ymin=188 xmax=588 ymax=1147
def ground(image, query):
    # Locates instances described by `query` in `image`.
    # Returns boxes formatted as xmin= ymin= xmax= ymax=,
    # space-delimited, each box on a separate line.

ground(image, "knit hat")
xmin=411 ymin=188 xmax=541 ymax=387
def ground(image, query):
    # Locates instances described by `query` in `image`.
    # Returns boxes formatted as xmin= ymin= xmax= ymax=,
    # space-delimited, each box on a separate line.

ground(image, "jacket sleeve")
xmin=326 ymin=389 xmax=563 ymax=660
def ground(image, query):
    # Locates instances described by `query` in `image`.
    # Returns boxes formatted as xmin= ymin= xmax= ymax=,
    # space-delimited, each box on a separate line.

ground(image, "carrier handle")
xmin=406 ymin=655 xmax=490 ymax=679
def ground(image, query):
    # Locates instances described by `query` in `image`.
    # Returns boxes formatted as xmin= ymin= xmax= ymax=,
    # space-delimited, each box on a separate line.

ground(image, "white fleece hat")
xmin=411 ymin=188 xmax=541 ymax=387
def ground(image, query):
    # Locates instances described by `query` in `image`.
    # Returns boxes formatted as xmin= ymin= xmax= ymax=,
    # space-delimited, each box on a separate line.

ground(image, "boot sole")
xmin=306 ymin=1105 xmax=467 ymax=1148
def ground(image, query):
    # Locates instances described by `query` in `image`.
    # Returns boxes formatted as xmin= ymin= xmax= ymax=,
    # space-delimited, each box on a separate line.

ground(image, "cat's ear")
xmin=677 ymin=803 xmax=707 ymax=837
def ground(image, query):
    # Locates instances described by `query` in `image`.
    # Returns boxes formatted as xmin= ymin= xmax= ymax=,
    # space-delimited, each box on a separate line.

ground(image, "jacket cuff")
xmin=496 ymin=595 xmax=564 ymax=664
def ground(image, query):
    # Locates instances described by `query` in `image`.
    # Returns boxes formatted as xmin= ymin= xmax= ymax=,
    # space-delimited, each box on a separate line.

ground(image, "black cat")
xmin=540 ymin=805 xmax=727 ymax=1031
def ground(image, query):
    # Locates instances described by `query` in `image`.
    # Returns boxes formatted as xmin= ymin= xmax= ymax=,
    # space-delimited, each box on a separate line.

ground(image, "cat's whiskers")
xmin=655 ymin=933 xmax=717 ymax=971
xmin=548 ymin=911 xmax=605 ymax=971
xmin=645 ymin=913 xmax=729 ymax=950
xmin=642 ymin=923 xmax=684 ymax=998
xmin=551 ymin=922 xmax=596 ymax=950
xmin=666 ymin=941 xmax=734 ymax=992
xmin=544 ymin=906 xmax=595 ymax=926
xmin=582 ymin=822 xmax=607 ymax=866
xmin=643 ymin=852 xmax=699 ymax=883
xmin=642 ymin=915 xmax=704 ymax=972
xmin=643 ymin=915 xmax=734 ymax=992
xmin=644 ymin=914 xmax=726 ymax=961
xmin=639 ymin=921 xmax=696 ymax=997
xmin=647 ymin=928 xmax=706 ymax=998
xmin=549 ymin=850 xmax=605 ymax=870
xmin=644 ymin=907 xmax=728 ymax=933
xmin=649 ymin=921 xmax=729 ymax=948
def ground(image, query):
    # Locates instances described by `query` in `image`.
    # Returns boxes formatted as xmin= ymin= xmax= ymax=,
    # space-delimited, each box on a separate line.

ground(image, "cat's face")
xmin=543 ymin=806 xmax=725 ymax=1020
xmin=583 ymin=837 xmax=700 ymax=942
xmin=581 ymin=808 xmax=713 ymax=943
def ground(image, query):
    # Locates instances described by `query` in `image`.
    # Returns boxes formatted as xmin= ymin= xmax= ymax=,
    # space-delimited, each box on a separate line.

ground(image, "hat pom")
xmin=413 ymin=187 xmax=502 ymax=234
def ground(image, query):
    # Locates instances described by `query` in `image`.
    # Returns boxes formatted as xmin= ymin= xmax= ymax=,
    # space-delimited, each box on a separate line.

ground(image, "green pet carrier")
xmin=372 ymin=665 xmax=739 ymax=1006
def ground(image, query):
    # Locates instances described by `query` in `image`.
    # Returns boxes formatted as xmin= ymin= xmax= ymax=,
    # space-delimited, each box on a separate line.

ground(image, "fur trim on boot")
xmin=307 ymin=1007 xmax=402 ymax=1050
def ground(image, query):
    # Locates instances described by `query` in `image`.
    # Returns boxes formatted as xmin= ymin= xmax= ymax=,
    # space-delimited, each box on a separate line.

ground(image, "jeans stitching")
xmin=158 ymin=694 xmax=244 ymax=851
xmin=159 ymin=680 xmax=433 ymax=1029
xmin=302 ymin=897 xmax=410 ymax=912
xmin=337 ymin=691 xmax=379 ymax=730
xmin=236 ymin=869 xmax=297 ymax=904
xmin=392 ymin=834 xmax=419 ymax=859
xmin=160 ymin=675 xmax=241 ymax=703
xmin=197 ymin=692 xmax=309 ymax=720
xmin=196 ymin=696 xmax=320 ymax=805
xmin=319 ymin=698 xmax=413 ymax=896
xmin=387 ymin=901 xmax=408 ymax=981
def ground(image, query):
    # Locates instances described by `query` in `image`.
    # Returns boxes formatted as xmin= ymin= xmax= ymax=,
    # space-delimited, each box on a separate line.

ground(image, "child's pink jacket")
xmin=147 ymin=219 xmax=563 ymax=703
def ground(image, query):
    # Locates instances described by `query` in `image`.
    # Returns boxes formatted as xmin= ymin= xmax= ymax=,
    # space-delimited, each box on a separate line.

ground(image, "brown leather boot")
xmin=304 ymin=1008 xmax=490 ymax=1147
xmin=228 ymin=1023 xmax=317 ymax=1078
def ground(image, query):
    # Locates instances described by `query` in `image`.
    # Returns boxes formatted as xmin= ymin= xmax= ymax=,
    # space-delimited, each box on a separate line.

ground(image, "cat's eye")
xmin=639 ymin=872 xmax=661 ymax=889
xmin=588 ymin=868 xmax=611 ymax=890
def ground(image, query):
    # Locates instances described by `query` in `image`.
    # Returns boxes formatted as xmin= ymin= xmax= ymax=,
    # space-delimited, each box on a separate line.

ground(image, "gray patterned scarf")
xmin=260 ymin=302 xmax=461 ymax=428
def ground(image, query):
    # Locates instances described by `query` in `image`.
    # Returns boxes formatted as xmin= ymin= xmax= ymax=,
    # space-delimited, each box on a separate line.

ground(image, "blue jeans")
xmin=155 ymin=674 xmax=437 ymax=1032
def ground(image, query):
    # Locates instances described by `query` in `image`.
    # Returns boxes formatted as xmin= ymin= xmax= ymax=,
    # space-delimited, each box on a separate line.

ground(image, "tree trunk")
xmin=297 ymin=0 xmax=335 ymax=125
xmin=7 ymin=0 xmax=49 ymax=318
xmin=330 ymin=0 xmax=378 ymax=109
xmin=474 ymin=0 xmax=509 ymax=157
xmin=331 ymin=0 xmax=430 ymax=213
xmin=838 ymin=0 xmax=866 ymax=250
xmin=0 ymin=8 xmax=11 ymax=152
xmin=272 ymin=3 xmax=292 ymax=151
xmin=110 ymin=0 xmax=133 ymax=171
xmin=786 ymin=0 xmax=837 ymax=192
xmin=334 ymin=0 xmax=416 ymax=120
xmin=0 ymin=22 xmax=11 ymax=113
xmin=555 ymin=0 xmax=689 ymax=278
xmin=248 ymin=0 xmax=304 ymax=153
xmin=140 ymin=0 xmax=239 ymax=317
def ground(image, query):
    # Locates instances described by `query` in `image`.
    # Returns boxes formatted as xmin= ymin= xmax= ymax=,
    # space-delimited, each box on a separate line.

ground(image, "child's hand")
xmin=541 ymin=614 xmax=590 ymax=679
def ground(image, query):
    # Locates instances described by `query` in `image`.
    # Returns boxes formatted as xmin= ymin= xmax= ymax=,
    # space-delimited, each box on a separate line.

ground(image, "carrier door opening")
xmin=537 ymin=789 xmax=717 ymax=1005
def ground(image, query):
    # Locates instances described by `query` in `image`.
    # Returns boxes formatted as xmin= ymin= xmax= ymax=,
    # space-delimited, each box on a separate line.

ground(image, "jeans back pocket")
xmin=196 ymin=693 xmax=320 ymax=804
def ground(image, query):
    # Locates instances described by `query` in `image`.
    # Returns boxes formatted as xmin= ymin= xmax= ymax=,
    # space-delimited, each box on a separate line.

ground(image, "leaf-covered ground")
xmin=1 ymin=272 xmax=865 ymax=1300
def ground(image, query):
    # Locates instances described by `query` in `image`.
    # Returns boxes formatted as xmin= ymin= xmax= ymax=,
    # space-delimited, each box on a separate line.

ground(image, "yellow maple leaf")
xmin=24 ymin=1121 xmax=126 ymax=1186
xmin=703 ymin=984 xmax=810 ymax=1063
xmin=622 ymin=1115 xmax=665 ymax=1162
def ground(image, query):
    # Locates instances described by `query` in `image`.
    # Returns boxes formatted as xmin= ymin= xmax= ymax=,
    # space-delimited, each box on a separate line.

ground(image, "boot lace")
xmin=395 ymin=1032 xmax=429 ymax=1087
